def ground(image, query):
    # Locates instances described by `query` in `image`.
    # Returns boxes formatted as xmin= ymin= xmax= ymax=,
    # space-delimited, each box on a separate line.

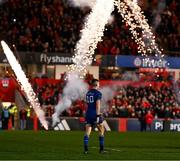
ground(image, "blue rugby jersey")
xmin=86 ymin=88 xmax=102 ymax=118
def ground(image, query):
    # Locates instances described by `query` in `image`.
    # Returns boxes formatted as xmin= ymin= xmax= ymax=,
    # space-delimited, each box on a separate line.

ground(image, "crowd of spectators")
xmin=0 ymin=0 xmax=179 ymax=131
xmin=0 ymin=0 xmax=179 ymax=128
xmin=106 ymin=85 xmax=180 ymax=119
xmin=0 ymin=0 xmax=179 ymax=55
xmin=32 ymin=76 xmax=180 ymax=119
xmin=1 ymin=73 xmax=179 ymax=131
xmin=0 ymin=0 xmax=88 ymax=53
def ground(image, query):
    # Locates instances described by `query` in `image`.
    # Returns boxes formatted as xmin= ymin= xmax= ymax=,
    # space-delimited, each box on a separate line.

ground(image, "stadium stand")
xmin=30 ymin=76 xmax=180 ymax=119
xmin=0 ymin=0 xmax=179 ymax=55
xmin=0 ymin=0 xmax=179 ymax=127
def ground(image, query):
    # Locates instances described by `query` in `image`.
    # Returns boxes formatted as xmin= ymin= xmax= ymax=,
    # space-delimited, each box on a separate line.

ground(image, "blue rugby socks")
xmin=99 ymin=136 xmax=104 ymax=152
xmin=84 ymin=135 xmax=89 ymax=152
xmin=84 ymin=135 xmax=105 ymax=153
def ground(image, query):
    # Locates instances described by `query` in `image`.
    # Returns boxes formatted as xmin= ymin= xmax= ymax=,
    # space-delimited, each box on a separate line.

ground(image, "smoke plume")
xmin=100 ymin=86 xmax=116 ymax=112
xmin=133 ymin=0 xmax=138 ymax=4
xmin=152 ymin=0 xmax=166 ymax=31
xmin=52 ymin=0 xmax=114 ymax=126
xmin=52 ymin=73 xmax=88 ymax=126
xmin=68 ymin=0 xmax=96 ymax=8
xmin=0 ymin=0 xmax=6 ymax=4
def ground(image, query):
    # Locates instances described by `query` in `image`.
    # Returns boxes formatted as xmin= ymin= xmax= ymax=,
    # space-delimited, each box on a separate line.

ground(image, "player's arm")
xmin=96 ymin=99 xmax=103 ymax=124
xmin=96 ymin=99 xmax=101 ymax=115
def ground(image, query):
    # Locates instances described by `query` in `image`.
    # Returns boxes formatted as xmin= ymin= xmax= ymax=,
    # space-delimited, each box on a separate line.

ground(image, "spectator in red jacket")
xmin=145 ymin=110 xmax=154 ymax=131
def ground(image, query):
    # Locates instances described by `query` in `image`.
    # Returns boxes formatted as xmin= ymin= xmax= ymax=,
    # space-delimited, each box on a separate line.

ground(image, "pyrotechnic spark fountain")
xmin=68 ymin=0 xmax=96 ymax=8
xmin=54 ymin=0 xmax=175 ymax=126
xmin=114 ymin=0 xmax=180 ymax=104
xmin=52 ymin=0 xmax=114 ymax=126
xmin=1 ymin=41 xmax=48 ymax=130
xmin=114 ymin=0 xmax=163 ymax=58
xmin=69 ymin=0 xmax=114 ymax=75
xmin=133 ymin=0 xmax=138 ymax=4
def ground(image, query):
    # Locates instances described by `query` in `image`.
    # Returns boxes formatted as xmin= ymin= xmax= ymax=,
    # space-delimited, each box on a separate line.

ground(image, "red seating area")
xmin=0 ymin=0 xmax=179 ymax=55
xmin=0 ymin=0 xmax=179 ymax=120
xmin=32 ymin=78 xmax=180 ymax=119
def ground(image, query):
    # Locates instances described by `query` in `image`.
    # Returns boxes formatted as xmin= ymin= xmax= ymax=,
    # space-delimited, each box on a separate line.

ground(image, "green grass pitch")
xmin=0 ymin=130 xmax=180 ymax=160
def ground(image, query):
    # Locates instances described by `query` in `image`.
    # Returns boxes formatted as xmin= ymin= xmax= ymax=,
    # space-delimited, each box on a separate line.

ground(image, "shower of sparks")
xmin=1 ymin=41 xmax=48 ymax=130
xmin=69 ymin=0 xmax=114 ymax=75
xmin=52 ymin=0 xmax=114 ymax=125
xmin=133 ymin=0 xmax=138 ymax=4
xmin=114 ymin=0 xmax=164 ymax=58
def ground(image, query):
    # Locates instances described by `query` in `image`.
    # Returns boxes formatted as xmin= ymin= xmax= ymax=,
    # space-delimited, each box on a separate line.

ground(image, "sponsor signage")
xmin=127 ymin=119 xmax=180 ymax=132
xmin=2 ymin=51 xmax=111 ymax=66
xmin=39 ymin=53 xmax=73 ymax=64
xmin=23 ymin=53 xmax=110 ymax=65
xmin=1 ymin=52 xmax=74 ymax=65
xmin=154 ymin=120 xmax=180 ymax=132
xmin=116 ymin=55 xmax=180 ymax=69
xmin=25 ymin=117 xmax=180 ymax=132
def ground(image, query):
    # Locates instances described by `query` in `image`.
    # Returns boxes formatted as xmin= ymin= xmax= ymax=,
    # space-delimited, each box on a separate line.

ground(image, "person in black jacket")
xmin=138 ymin=109 xmax=147 ymax=131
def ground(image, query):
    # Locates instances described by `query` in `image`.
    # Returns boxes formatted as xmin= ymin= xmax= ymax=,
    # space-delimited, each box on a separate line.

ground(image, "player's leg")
xmin=84 ymin=124 xmax=92 ymax=153
xmin=97 ymin=123 xmax=105 ymax=153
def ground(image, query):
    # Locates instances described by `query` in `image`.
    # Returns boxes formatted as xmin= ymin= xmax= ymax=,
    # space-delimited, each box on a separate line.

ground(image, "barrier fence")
xmin=1 ymin=113 xmax=180 ymax=132
xmin=11 ymin=117 xmax=180 ymax=132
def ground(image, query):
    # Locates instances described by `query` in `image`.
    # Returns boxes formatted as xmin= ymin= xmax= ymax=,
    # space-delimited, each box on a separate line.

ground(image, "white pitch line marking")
xmin=91 ymin=146 xmax=122 ymax=152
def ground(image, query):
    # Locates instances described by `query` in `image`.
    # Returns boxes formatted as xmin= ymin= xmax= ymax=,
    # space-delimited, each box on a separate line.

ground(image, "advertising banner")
xmin=127 ymin=119 xmax=180 ymax=132
xmin=153 ymin=119 xmax=180 ymax=132
xmin=16 ymin=52 xmax=73 ymax=65
xmin=18 ymin=117 xmax=180 ymax=132
xmin=38 ymin=53 xmax=73 ymax=65
xmin=116 ymin=55 xmax=180 ymax=69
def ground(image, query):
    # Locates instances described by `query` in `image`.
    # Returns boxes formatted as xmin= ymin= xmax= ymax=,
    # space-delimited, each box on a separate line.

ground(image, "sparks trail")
xmin=52 ymin=0 xmax=114 ymax=126
xmin=69 ymin=0 xmax=114 ymax=75
xmin=1 ymin=41 xmax=48 ymax=130
xmin=114 ymin=0 xmax=163 ymax=57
